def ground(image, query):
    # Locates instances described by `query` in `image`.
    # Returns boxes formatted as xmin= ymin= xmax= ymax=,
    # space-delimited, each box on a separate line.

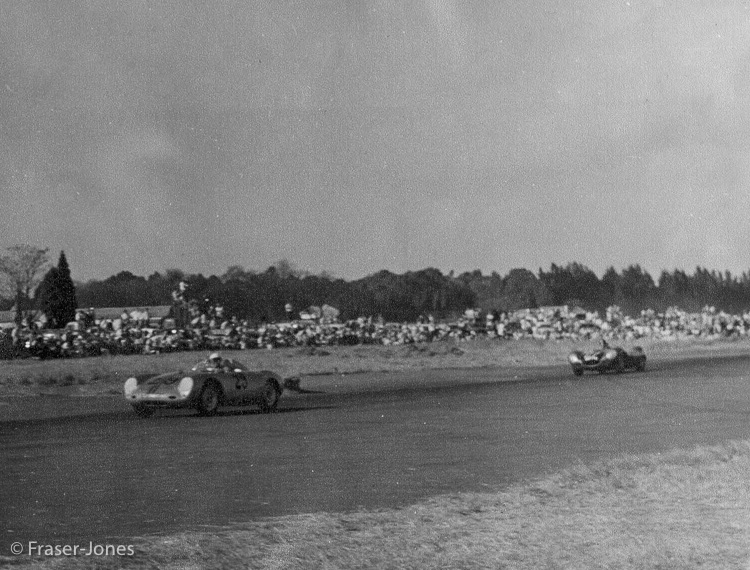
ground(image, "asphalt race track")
xmin=3 ymin=354 xmax=750 ymax=548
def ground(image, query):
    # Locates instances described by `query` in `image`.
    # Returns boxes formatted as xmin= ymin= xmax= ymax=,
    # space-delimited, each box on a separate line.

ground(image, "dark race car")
xmin=568 ymin=345 xmax=646 ymax=376
xmin=123 ymin=353 xmax=284 ymax=417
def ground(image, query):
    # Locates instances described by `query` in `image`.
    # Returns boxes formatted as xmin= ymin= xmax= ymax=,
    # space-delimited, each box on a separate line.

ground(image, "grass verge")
xmin=4 ymin=440 xmax=750 ymax=569
xmin=1 ymin=335 xmax=749 ymax=397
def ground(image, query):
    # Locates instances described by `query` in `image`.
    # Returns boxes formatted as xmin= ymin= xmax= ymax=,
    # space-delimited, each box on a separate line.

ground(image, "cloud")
xmin=3 ymin=0 xmax=750 ymax=280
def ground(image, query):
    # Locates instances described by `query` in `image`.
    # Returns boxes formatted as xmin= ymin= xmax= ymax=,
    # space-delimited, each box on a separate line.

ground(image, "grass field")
xmin=1 ymin=335 xmax=749 ymax=397
xmin=3 ymin=336 xmax=750 ymax=568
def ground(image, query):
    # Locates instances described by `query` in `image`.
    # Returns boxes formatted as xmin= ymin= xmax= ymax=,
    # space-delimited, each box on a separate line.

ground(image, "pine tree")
xmin=56 ymin=251 xmax=77 ymax=325
xmin=38 ymin=251 xmax=78 ymax=328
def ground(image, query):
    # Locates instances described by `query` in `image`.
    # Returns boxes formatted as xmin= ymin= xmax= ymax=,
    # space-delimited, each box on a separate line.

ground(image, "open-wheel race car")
xmin=568 ymin=344 xmax=646 ymax=376
xmin=123 ymin=352 xmax=284 ymax=417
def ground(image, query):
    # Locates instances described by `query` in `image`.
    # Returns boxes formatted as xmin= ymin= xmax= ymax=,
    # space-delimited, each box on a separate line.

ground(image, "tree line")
xmin=75 ymin=262 xmax=750 ymax=322
xmin=2 ymin=245 xmax=750 ymax=325
xmin=0 ymin=246 xmax=77 ymax=327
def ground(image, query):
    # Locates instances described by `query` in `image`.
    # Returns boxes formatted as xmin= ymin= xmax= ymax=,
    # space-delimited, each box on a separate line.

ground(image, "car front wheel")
xmin=259 ymin=380 xmax=280 ymax=413
xmin=196 ymin=383 xmax=221 ymax=416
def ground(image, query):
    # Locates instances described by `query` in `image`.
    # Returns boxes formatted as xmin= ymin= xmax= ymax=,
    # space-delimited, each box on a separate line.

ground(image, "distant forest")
xmin=47 ymin=261 xmax=750 ymax=322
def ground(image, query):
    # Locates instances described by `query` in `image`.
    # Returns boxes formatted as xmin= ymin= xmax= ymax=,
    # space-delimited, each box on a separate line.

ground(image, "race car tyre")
xmin=632 ymin=347 xmax=646 ymax=372
xmin=615 ymin=355 xmax=625 ymax=374
xmin=132 ymin=404 xmax=154 ymax=418
xmin=572 ymin=366 xmax=583 ymax=376
xmin=196 ymin=383 xmax=221 ymax=416
xmin=259 ymin=379 xmax=280 ymax=413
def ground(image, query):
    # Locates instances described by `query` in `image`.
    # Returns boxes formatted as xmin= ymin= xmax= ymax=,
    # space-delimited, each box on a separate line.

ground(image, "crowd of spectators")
xmin=2 ymin=303 xmax=750 ymax=360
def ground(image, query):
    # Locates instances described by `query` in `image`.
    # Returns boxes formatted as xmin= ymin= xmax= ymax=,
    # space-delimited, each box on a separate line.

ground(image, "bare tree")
xmin=0 ymin=244 xmax=50 ymax=325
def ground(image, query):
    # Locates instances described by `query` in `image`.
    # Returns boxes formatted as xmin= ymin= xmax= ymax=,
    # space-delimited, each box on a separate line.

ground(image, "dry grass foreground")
xmin=3 ymin=440 xmax=750 ymax=569
xmin=1 ymin=335 xmax=749 ymax=396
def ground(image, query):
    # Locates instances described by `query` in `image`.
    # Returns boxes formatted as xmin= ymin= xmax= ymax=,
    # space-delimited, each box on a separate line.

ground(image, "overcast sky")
xmin=2 ymin=1 xmax=750 ymax=281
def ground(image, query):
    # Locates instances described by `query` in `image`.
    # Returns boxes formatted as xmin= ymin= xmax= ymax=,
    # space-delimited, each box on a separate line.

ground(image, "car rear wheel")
xmin=196 ymin=383 xmax=221 ymax=416
xmin=572 ymin=366 xmax=583 ymax=376
xmin=259 ymin=380 xmax=280 ymax=413
xmin=132 ymin=404 xmax=154 ymax=418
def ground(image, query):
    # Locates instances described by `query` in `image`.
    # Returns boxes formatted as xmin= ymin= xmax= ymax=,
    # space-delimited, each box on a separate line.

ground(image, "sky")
xmin=2 ymin=0 xmax=750 ymax=282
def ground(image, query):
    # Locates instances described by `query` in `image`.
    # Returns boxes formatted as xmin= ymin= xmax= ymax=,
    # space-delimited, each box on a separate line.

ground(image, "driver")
xmin=208 ymin=352 xmax=229 ymax=370
xmin=589 ymin=337 xmax=610 ymax=361
xmin=591 ymin=337 xmax=611 ymax=360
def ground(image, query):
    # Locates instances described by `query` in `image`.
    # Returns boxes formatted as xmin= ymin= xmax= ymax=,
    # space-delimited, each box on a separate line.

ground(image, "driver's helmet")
xmin=208 ymin=352 xmax=222 ymax=366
